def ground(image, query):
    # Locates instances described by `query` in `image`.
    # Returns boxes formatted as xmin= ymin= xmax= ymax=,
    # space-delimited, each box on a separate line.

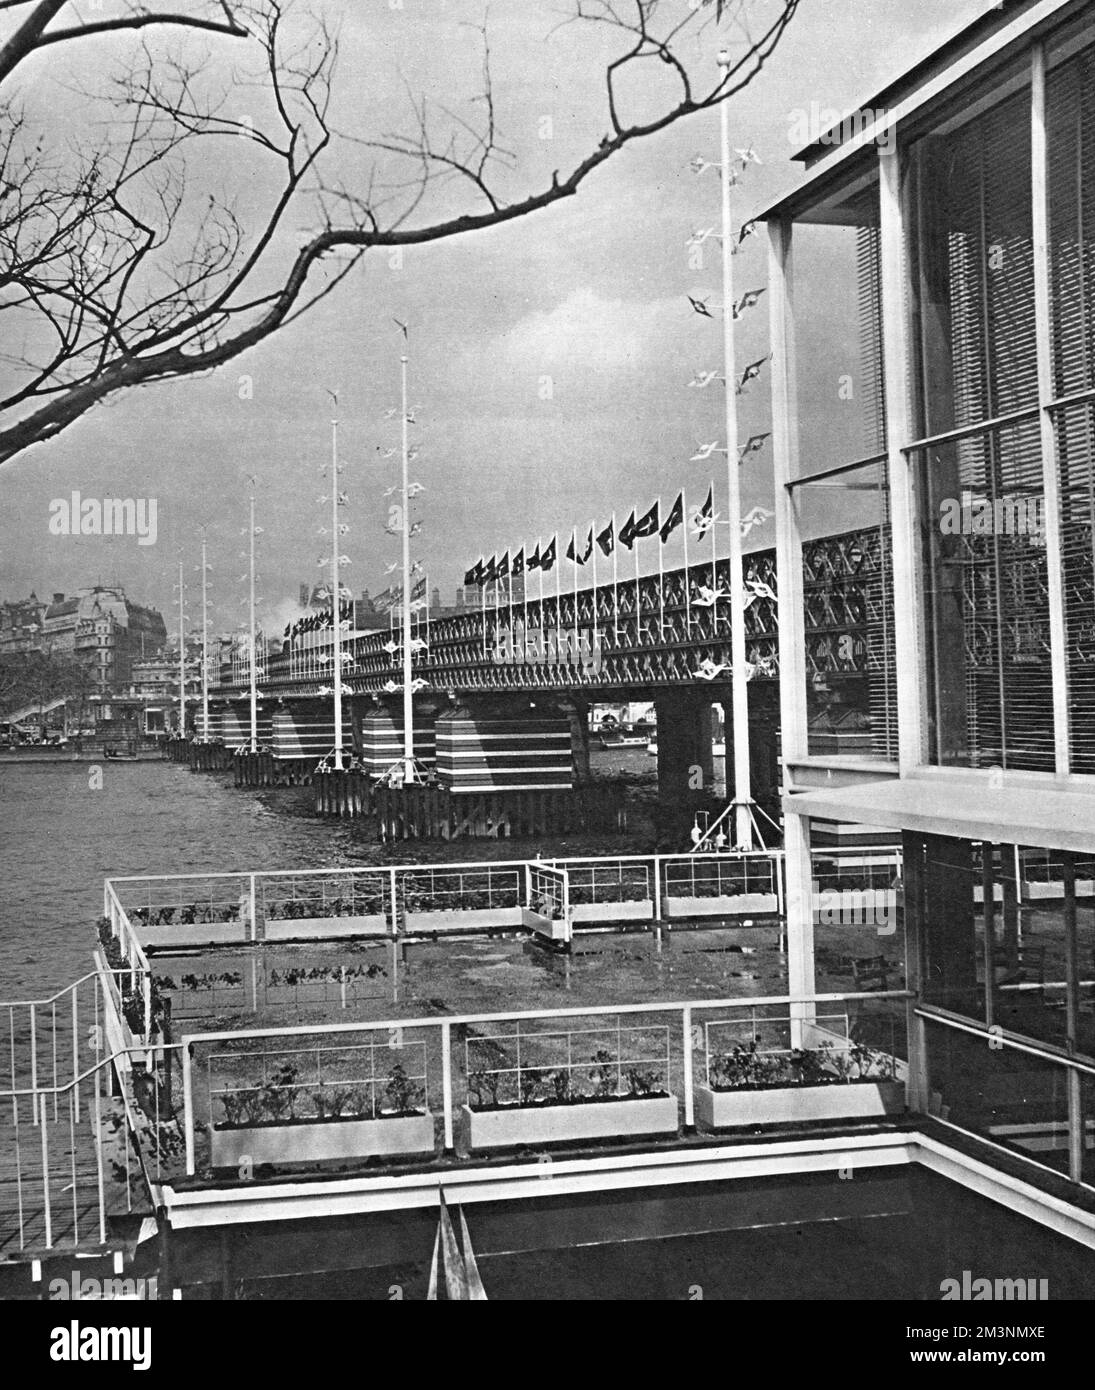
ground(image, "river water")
xmin=0 ymin=753 xmax=672 ymax=1002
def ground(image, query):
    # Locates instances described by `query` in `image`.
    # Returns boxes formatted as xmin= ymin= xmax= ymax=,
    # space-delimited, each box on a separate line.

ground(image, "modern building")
xmin=763 ymin=0 xmax=1095 ymax=1190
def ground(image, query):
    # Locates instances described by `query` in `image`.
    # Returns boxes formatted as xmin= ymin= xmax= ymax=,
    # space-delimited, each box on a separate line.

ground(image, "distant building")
xmin=0 ymin=593 xmax=46 ymax=655
xmin=39 ymin=587 xmax=167 ymax=691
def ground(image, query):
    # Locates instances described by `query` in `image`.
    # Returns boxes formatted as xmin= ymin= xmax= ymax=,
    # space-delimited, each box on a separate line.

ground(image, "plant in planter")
xmin=548 ymin=1067 xmax=577 ymax=1104
xmin=467 ymin=1068 xmax=502 ymax=1111
xmin=519 ymin=1066 xmax=547 ymax=1107
xmin=588 ymin=1048 xmax=618 ymax=1098
xmin=625 ymin=1067 xmax=663 ymax=1097
xmin=383 ymin=1064 xmax=424 ymax=1116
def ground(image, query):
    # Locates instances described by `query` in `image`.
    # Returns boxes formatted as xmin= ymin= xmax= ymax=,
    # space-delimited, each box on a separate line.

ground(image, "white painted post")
xmin=249 ymin=874 xmax=257 ymax=943
xmin=441 ymin=1022 xmax=454 ymax=1152
xmin=1031 ymin=42 xmax=1070 ymax=776
xmin=389 ymin=867 xmax=399 ymax=937
xmin=682 ymin=1006 xmax=694 ymax=1129
xmin=39 ymin=1092 xmax=51 ymax=1248
xmin=652 ymin=854 xmax=663 ymax=923
xmin=182 ymin=1043 xmax=195 ymax=1175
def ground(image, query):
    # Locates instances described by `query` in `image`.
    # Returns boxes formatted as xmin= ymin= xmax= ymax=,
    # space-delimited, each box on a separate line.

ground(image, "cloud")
xmin=496 ymin=287 xmax=681 ymax=374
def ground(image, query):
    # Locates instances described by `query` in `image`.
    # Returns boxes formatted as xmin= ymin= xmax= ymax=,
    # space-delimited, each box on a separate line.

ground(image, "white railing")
xmin=179 ymin=988 xmax=912 ymax=1173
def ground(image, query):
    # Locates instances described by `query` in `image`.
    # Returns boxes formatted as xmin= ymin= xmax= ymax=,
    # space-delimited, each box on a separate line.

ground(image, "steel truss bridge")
xmin=213 ymin=525 xmax=897 ymax=754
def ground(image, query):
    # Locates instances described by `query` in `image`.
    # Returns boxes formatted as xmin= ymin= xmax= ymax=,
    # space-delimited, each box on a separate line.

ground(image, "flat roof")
xmin=785 ymin=767 xmax=1095 ymax=853
xmin=755 ymin=0 xmax=1078 ymax=224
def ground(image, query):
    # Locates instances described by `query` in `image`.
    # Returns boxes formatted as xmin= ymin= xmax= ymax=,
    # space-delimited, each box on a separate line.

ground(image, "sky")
xmin=0 ymin=0 xmax=990 ymax=637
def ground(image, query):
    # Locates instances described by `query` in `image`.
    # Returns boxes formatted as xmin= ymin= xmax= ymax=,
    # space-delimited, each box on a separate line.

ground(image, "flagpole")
xmin=200 ymin=536 xmax=209 ymax=740
xmin=719 ymin=49 xmax=752 ymax=849
xmin=683 ymin=488 xmax=692 ymax=633
xmin=522 ymin=549 xmax=528 ymax=661
xmin=480 ymin=570 xmax=487 ymax=660
xmin=400 ymin=348 xmax=415 ymax=783
xmin=177 ymin=559 xmax=186 ymax=739
xmin=572 ymin=533 xmax=579 ymax=663
xmin=710 ymin=477 xmax=717 ymax=619
xmin=248 ymin=496 xmax=258 ymax=753
xmin=591 ymin=522 xmax=599 ymax=653
xmin=657 ymin=513 xmax=665 ymax=641
xmin=633 ymin=528 xmax=640 ymax=645
xmin=554 ymin=539 xmax=561 ymax=661
xmin=611 ymin=512 xmax=619 ymax=643
xmin=330 ymin=416 xmax=344 ymax=772
xmin=508 ymin=561 xmax=513 ymax=663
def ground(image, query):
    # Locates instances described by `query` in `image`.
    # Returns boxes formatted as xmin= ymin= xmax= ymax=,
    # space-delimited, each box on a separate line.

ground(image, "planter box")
xmin=571 ymin=899 xmax=654 ymax=924
xmin=264 ymin=914 xmax=388 ymax=941
xmin=461 ymin=1094 xmax=679 ymax=1150
xmin=404 ymin=906 xmax=524 ymax=934
xmin=210 ymin=1111 xmax=435 ymax=1167
xmin=664 ymin=893 xmax=778 ymax=919
xmin=521 ymin=907 xmax=570 ymax=942
xmin=694 ymin=1080 xmax=906 ymax=1130
xmin=138 ymin=922 xmax=247 ymax=949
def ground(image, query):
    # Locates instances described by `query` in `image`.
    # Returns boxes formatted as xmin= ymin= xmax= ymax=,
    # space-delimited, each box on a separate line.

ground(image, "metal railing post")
xmin=29 ymin=1005 xmax=37 ymax=1124
xmin=389 ymin=867 xmax=399 ymax=937
xmin=94 ymin=1058 xmax=107 ymax=1244
xmin=682 ymin=1006 xmax=694 ymax=1129
xmin=39 ymin=1091 xmax=52 ymax=1248
xmin=182 ymin=1042 xmax=195 ymax=1175
xmin=653 ymin=854 xmax=662 ymax=923
xmin=143 ymin=971 xmax=152 ymax=1040
xmin=441 ymin=1022 xmax=454 ymax=1153
xmin=250 ymin=874 xmax=258 ymax=942
xmin=72 ymin=986 xmax=80 ymax=1116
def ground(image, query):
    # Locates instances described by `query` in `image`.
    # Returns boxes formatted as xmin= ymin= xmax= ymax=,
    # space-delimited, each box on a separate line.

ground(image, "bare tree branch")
xmin=0 ymin=0 xmax=800 ymax=467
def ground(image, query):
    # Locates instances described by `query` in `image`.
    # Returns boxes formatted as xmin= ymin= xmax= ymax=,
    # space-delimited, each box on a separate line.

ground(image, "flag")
xmin=660 ymin=492 xmax=684 ymax=543
xmin=733 ymin=287 xmax=766 ymax=319
xmin=527 ymin=542 xmax=541 ymax=571
xmin=596 ymin=520 xmax=614 ymax=557
xmin=464 ymin=559 xmax=483 ymax=587
xmin=483 ymin=555 xmax=497 ymax=584
xmin=578 ymin=527 xmax=594 ymax=563
xmin=690 ymin=487 xmax=715 ymax=538
xmin=512 ymin=548 xmax=525 ymax=577
xmin=739 ymin=432 xmax=770 ymax=458
xmin=495 ymin=551 xmax=509 ymax=581
xmin=411 ymin=576 xmax=427 ymax=600
xmin=539 ymin=535 xmax=557 ymax=572
xmin=620 ymin=502 xmax=659 ymax=550
xmin=737 ymin=354 xmax=770 ymax=392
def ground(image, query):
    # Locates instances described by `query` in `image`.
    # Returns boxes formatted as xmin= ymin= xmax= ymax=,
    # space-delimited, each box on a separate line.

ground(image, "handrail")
xmin=104 ymin=847 xmax=797 ymax=886
xmin=0 ymin=1043 xmax=185 ymax=1101
xmin=915 ymin=1003 xmax=1095 ymax=1076
xmin=182 ymin=988 xmax=914 ymax=1047
xmin=0 ymin=970 xmax=102 ymax=1011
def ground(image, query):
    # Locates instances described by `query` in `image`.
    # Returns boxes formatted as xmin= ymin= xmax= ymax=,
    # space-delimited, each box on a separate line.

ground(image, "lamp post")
xmin=200 ymin=536 xmax=210 ymax=740
xmin=330 ymin=414 xmax=345 ymax=771
xmin=248 ymin=494 xmax=258 ymax=753
xmin=400 ymin=349 xmax=415 ymax=783
xmin=717 ymin=47 xmax=753 ymax=852
xmin=176 ymin=559 xmax=186 ymax=738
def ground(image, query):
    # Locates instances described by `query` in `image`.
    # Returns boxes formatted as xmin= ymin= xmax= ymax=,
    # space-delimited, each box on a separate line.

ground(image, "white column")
xmin=768 ymin=214 xmax=815 ymax=1036
xmin=879 ymin=142 xmax=927 ymax=773
xmin=400 ymin=353 xmax=415 ymax=782
xmin=330 ymin=417 xmax=344 ymax=771
xmin=1031 ymin=41 xmax=1071 ymax=775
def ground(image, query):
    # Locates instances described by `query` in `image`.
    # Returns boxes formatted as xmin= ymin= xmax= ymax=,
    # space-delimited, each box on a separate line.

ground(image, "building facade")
xmin=40 ymin=587 xmax=167 ymax=691
xmin=765 ymin=0 xmax=1095 ymax=1191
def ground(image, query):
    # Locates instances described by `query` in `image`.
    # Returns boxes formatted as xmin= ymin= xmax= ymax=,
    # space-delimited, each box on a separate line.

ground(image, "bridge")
xmin=196 ymin=525 xmax=897 ymax=820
